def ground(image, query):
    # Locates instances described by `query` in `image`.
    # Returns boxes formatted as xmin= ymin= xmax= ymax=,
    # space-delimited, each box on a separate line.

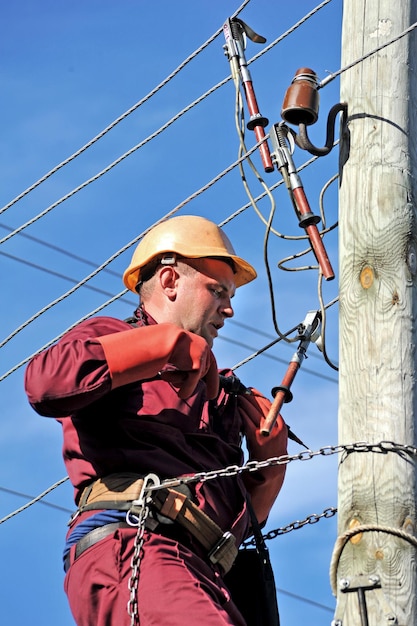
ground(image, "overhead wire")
xmin=0 ymin=219 xmax=328 ymax=364
xmin=0 ymin=0 xmax=252 ymax=219
xmin=0 ymin=485 xmax=73 ymax=516
xmin=319 ymin=18 xmax=417 ymax=89
xmin=316 ymin=173 xmax=339 ymax=371
xmin=0 ymin=294 xmax=338 ymax=384
xmin=0 ymin=78 xmax=232 ymax=246
xmin=2 ymin=0 xmax=338 ymax=532
xmin=0 ymin=0 xmax=335 ymax=247
xmin=0 ymin=221 xmax=121 ymax=278
xmin=247 ymin=0 xmax=334 ymax=69
xmin=230 ymin=318 xmax=326 ymax=360
xmin=1 ymin=217 xmax=332 ymax=365
xmin=276 ymin=586 xmax=334 ymax=613
xmin=0 ymin=0 xmax=343 ymax=394
xmin=0 ymin=250 xmax=135 ymax=306
xmin=0 ymin=290 xmax=126 ymax=383
xmin=0 ymin=143 xmax=335 ymax=380
xmin=225 ymin=329 xmax=338 ymax=383
xmin=1 ymin=238 xmax=339 ymax=382
xmin=0 ymin=139 xmax=266 ymax=353
xmin=0 ymin=476 xmax=69 ymax=525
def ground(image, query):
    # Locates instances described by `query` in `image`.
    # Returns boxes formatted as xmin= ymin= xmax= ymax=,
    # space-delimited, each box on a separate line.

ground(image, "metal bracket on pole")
xmin=260 ymin=310 xmax=321 ymax=436
xmin=332 ymin=575 xmax=398 ymax=626
xmin=270 ymin=122 xmax=335 ymax=280
xmin=223 ymin=17 xmax=274 ymax=172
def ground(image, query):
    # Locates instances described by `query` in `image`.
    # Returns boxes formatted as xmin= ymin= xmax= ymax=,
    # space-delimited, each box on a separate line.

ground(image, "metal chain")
xmin=126 ymin=473 xmax=160 ymax=626
xmin=243 ymin=506 xmax=338 ymax=547
xmin=152 ymin=441 xmax=417 ymax=549
xmin=127 ymin=506 xmax=149 ymax=626
xmin=155 ymin=441 xmax=417 ymax=492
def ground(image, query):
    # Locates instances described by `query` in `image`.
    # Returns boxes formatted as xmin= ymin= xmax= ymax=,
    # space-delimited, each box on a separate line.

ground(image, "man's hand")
xmin=238 ymin=388 xmax=287 ymax=457
xmin=159 ymin=330 xmax=219 ymax=399
xmin=238 ymin=387 xmax=288 ymax=523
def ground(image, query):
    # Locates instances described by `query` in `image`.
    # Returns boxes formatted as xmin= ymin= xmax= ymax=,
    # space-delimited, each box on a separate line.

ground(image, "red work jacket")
xmin=25 ymin=313 xmax=286 ymax=546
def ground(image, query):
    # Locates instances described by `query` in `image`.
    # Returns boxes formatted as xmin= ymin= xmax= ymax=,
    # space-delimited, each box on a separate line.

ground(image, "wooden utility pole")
xmin=337 ymin=0 xmax=417 ymax=624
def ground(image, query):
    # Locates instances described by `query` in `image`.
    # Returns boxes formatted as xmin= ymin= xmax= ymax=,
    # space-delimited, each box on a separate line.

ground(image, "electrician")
xmin=25 ymin=215 xmax=288 ymax=626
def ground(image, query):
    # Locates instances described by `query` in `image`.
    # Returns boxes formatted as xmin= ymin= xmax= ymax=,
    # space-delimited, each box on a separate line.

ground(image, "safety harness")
xmin=69 ymin=472 xmax=238 ymax=576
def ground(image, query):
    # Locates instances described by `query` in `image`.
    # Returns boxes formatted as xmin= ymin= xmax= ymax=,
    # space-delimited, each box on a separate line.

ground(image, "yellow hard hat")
xmin=123 ymin=215 xmax=257 ymax=292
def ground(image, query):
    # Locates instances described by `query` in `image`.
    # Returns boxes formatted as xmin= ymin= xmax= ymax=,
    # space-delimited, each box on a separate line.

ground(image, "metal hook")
xmin=232 ymin=18 xmax=266 ymax=44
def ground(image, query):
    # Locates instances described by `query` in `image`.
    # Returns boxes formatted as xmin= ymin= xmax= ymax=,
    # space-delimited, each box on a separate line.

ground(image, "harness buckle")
xmin=208 ymin=531 xmax=235 ymax=566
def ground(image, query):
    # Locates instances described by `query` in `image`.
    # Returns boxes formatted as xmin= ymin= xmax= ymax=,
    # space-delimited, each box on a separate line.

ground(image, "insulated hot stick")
xmin=260 ymin=310 xmax=321 ymax=437
xmin=270 ymin=123 xmax=335 ymax=280
xmin=223 ymin=18 xmax=274 ymax=173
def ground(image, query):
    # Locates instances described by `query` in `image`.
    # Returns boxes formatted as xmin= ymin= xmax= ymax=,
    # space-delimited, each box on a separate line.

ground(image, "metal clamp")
xmin=269 ymin=122 xmax=335 ymax=280
xmin=260 ymin=310 xmax=322 ymax=436
xmin=223 ymin=17 xmax=274 ymax=172
xmin=208 ymin=531 xmax=235 ymax=565
xmin=333 ymin=575 xmax=398 ymax=626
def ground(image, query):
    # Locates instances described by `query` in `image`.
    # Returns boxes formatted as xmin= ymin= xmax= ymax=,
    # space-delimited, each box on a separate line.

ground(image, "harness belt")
xmin=74 ymin=473 xmax=238 ymax=575
xmin=64 ymin=521 xmax=131 ymax=573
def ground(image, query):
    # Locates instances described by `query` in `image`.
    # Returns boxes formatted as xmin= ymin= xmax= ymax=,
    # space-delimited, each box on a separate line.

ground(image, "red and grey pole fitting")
xmin=260 ymin=310 xmax=322 ymax=436
xmin=223 ymin=18 xmax=274 ymax=173
xmin=270 ymin=123 xmax=335 ymax=280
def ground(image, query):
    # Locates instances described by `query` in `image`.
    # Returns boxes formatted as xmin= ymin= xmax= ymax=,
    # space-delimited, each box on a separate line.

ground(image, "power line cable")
xmin=0 ymin=152 xmax=339 ymax=384
xmin=0 ymin=290 xmax=126 ymax=383
xmin=0 ymin=476 xmax=69 ymax=525
xmin=0 ymin=0 xmax=252 ymax=219
xmin=0 ymin=82 xmax=261 ymax=247
xmin=0 ymin=5 xmax=342 ymax=619
xmin=276 ymin=587 xmax=334 ymax=613
xmin=224 ymin=334 xmax=338 ymax=383
xmin=248 ymin=0 xmax=334 ymax=68
xmin=0 ymin=250 xmax=135 ymax=306
xmin=0 ymin=298 xmax=337 ymax=384
xmin=0 ymin=485 xmax=72 ymax=515
xmin=0 ymin=139 xmax=266 ymax=351
xmin=320 ymin=19 xmax=417 ymax=88
xmin=229 ymin=319 xmax=323 ymax=360
xmin=0 ymin=222 xmax=120 ymax=277
xmin=1 ymin=240 xmax=337 ymax=381
xmin=0 ymin=1 xmax=334 ymax=246
xmin=0 ymin=234 xmax=329 ymax=361
xmin=0 ymin=143 xmax=323 ymax=354
xmin=0 ymin=150 xmax=337 ymax=383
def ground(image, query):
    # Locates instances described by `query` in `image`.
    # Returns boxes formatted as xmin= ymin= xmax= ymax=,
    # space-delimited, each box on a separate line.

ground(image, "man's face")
xmin=174 ymin=258 xmax=236 ymax=347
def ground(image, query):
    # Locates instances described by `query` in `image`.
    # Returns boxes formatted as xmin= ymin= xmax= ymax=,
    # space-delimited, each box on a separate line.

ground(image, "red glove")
xmin=158 ymin=331 xmax=219 ymax=399
xmin=238 ymin=388 xmax=287 ymax=459
xmin=238 ymin=388 xmax=288 ymax=523
xmin=97 ymin=323 xmax=219 ymax=399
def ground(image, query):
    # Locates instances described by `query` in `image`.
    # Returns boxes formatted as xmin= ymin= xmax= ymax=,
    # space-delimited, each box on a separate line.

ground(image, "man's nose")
xmin=221 ymin=300 xmax=234 ymax=318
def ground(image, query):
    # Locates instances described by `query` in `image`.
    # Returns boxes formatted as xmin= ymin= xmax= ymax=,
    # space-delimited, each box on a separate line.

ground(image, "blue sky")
xmin=0 ymin=1 xmax=342 ymax=624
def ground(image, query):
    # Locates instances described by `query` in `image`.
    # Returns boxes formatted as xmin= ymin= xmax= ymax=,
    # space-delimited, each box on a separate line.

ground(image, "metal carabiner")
xmin=126 ymin=473 xmax=160 ymax=527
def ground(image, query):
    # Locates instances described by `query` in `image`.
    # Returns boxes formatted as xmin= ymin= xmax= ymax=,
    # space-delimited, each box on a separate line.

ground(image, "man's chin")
xmin=203 ymin=332 xmax=214 ymax=348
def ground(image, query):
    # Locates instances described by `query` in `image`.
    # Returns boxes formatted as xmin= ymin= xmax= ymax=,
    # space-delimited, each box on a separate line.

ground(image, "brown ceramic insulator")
xmin=281 ymin=67 xmax=320 ymax=126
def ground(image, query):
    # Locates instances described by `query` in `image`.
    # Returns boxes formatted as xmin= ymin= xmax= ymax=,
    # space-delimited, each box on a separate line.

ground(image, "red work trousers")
xmin=64 ymin=527 xmax=247 ymax=626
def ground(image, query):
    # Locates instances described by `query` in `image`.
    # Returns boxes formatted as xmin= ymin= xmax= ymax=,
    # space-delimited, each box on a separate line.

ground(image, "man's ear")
xmin=158 ymin=265 xmax=179 ymax=300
